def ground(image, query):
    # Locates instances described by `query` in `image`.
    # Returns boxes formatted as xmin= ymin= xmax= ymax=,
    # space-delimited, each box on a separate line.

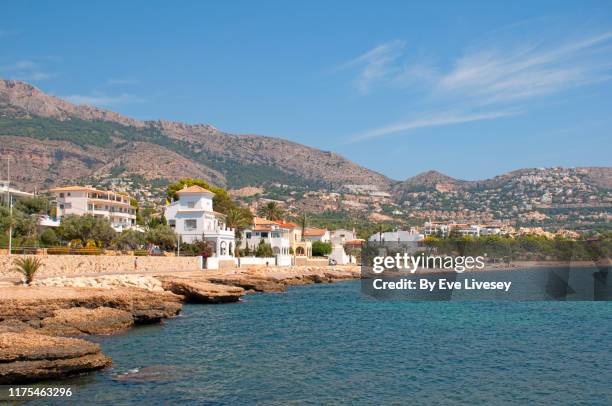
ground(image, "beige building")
xmin=50 ymin=186 xmax=137 ymax=232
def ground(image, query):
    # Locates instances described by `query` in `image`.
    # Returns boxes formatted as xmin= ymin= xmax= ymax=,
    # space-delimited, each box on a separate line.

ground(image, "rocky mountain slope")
xmin=0 ymin=79 xmax=391 ymax=191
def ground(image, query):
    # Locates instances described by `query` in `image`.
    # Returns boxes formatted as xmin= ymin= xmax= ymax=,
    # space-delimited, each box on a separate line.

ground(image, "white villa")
xmin=1 ymin=180 xmax=34 ymax=206
xmin=50 ymin=186 xmax=137 ymax=232
xmin=303 ymin=228 xmax=330 ymax=242
xmin=164 ymin=185 xmax=235 ymax=259
xmin=242 ymin=217 xmax=292 ymax=256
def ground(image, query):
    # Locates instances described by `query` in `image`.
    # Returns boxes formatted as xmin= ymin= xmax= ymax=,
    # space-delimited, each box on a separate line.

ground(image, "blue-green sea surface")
xmin=24 ymin=279 xmax=611 ymax=405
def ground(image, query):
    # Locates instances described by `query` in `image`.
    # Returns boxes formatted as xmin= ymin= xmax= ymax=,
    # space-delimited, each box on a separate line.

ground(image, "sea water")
xmin=26 ymin=276 xmax=611 ymax=405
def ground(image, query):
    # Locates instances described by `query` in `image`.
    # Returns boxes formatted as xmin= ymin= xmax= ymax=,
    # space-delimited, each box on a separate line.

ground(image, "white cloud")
xmin=1 ymin=59 xmax=54 ymax=81
xmin=64 ymin=93 xmax=146 ymax=107
xmin=336 ymin=39 xmax=405 ymax=93
xmin=343 ymin=30 xmax=612 ymax=142
xmin=435 ymin=32 xmax=612 ymax=104
xmin=349 ymin=109 xmax=520 ymax=142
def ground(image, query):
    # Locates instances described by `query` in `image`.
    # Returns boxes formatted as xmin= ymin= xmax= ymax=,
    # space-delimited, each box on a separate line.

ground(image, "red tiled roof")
xmin=303 ymin=228 xmax=327 ymax=236
xmin=275 ymin=220 xmax=299 ymax=229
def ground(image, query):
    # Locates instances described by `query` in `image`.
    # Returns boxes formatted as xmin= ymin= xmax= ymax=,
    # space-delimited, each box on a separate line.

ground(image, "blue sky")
xmin=1 ymin=1 xmax=611 ymax=181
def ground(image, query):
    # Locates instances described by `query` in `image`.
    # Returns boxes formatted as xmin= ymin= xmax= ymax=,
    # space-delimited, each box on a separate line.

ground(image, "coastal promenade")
xmin=0 ymin=264 xmax=360 ymax=384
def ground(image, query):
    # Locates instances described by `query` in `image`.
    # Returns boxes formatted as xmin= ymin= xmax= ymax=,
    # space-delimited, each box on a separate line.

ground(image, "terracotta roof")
xmin=49 ymin=186 xmax=97 ymax=192
xmin=275 ymin=220 xmax=299 ymax=229
xmin=253 ymin=217 xmax=279 ymax=225
xmin=303 ymin=228 xmax=327 ymax=237
xmin=344 ymin=239 xmax=365 ymax=246
xmin=176 ymin=185 xmax=215 ymax=195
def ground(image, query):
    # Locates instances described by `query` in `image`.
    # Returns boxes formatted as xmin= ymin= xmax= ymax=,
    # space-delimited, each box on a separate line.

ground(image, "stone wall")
xmin=0 ymin=255 xmax=202 ymax=278
xmin=294 ymin=257 xmax=329 ymax=266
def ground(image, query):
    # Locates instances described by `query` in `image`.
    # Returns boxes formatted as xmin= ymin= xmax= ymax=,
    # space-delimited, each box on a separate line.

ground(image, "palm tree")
xmin=225 ymin=208 xmax=251 ymax=230
xmin=299 ymin=212 xmax=308 ymax=241
xmin=257 ymin=202 xmax=284 ymax=221
xmin=225 ymin=208 xmax=252 ymax=257
xmin=13 ymin=257 xmax=43 ymax=285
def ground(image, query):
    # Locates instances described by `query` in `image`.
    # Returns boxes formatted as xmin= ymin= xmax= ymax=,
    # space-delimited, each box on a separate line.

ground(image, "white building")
xmin=368 ymin=230 xmax=424 ymax=244
xmin=330 ymin=228 xmax=356 ymax=245
xmin=50 ymin=186 xmax=137 ymax=232
xmin=422 ymin=221 xmax=452 ymax=237
xmin=164 ymin=185 xmax=235 ymax=259
xmin=0 ymin=180 xmax=34 ymax=206
xmin=242 ymin=217 xmax=292 ymax=256
xmin=303 ymin=228 xmax=330 ymax=242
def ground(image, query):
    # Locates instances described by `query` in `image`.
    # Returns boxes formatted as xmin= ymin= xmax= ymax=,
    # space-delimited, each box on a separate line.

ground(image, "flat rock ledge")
xmin=0 ymin=286 xmax=183 ymax=329
xmin=158 ymin=277 xmax=245 ymax=303
xmin=0 ymin=332 xmax=111 ymax=384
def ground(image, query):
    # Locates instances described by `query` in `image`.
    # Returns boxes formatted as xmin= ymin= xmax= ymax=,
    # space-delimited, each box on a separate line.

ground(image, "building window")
xmin=260 ymin=232 xmax=268 ymax=238
xmin=169 ymin=220 xmax=176 ymax=229
xmin=59 ymin=204 xmax=64 ymax=209
xmin=59 ymin=193 xmax=64 ymax=198
xmin=187 ymin=201 xmax=195 ymax=208
xmin=184 ymin=219 xmax=197 ymax=231
xmin=246 ymin=232 xmax=252 ymax=239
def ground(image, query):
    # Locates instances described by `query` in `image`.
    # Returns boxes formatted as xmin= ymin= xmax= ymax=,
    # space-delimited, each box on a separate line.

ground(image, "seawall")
xmin=0 ymin=255 xmax=201 ymax=278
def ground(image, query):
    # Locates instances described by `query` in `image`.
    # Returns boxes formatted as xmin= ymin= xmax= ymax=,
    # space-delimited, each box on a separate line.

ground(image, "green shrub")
xmin=39 ymin=228 xmax=59 ymax=247
xmin=255 ymin=240 xmax=274 ymax=257
xmin=47 ymin=247 xmax=70 ymax=255
xmin=72 ymin=247 xmax=104 ymax=255
xmin=133 ymin=250 xmax=149 ymax=256
xmin=312 ymin=241 xmax=332 ymax=257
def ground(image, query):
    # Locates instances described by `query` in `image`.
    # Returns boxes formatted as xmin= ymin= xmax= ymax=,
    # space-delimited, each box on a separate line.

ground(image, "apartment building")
xmin=50 ymin=186 xmax=137 ymax=232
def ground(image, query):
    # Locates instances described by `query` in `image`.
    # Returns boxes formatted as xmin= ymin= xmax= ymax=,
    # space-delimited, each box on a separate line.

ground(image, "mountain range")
xmin=0 ymin=79 xmax=610 ymax=202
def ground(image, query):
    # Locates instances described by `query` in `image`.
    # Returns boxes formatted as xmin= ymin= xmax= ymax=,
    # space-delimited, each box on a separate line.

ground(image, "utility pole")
xmin=5 ymin=157 xmax=12 ymax=256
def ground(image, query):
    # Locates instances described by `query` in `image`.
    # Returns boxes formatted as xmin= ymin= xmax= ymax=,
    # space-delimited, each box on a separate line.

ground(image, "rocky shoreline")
xmin=0 ymin=265 xmax=359 ymax=384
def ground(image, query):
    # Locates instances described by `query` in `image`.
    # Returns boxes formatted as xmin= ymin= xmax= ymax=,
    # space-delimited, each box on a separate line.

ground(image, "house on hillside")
xmin=1 ymin=180 xmax=34 ymax=206
xmin=50 ymin=185 xmax=137 ymax=232
xmin=164 ymin=185 xmax=235 ymax=261
xmin=303 ymin=228 xmax=330 ymax=243
xmin=330 ymin=228 xmax=356 ymax=245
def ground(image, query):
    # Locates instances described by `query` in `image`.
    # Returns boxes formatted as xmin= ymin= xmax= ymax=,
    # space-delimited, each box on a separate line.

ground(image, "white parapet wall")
xmin=237 ymin=257 xmax=277 ymax=267
xmin=0 ymin=255 xmax=202 ymax=278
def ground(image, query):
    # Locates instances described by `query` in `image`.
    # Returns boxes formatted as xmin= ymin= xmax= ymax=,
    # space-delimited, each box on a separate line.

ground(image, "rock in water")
xmin=0 ymin=286 xmax=183 ymax=326
xmin=158 ymin=277 xmax=245 ymax=303
xmin=206 ymin=275 xmax=286 ymax=292
xmin=39 ymin=307 xmax=134 ymax=336
xmin=0 ymin=332 xmax=111 ymax=384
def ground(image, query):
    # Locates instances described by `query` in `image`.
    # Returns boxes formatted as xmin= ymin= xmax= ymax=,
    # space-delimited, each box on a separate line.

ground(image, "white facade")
xmin=368 ymin=230 xmax=424 ymax=243
xmin=330 ymin=228 xmax=356 ymax=245
xmin=242 ymin=219 xmax=292 ymax=256
xmin=1 ymin=180 xmax=34 ymax=206
xmin=50 ymin=186 xmax=137 ymax=232
xmin=164 ymin=186 xmax=235 ymax=259
xmin=422 ymin=222 xmax=452 ymax=237
xmin=303 ymin=228 xmax=331 ymax=242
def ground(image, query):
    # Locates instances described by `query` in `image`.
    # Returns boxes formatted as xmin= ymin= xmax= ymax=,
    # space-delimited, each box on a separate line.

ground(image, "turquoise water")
xmin=28 ymin=279 xmax=611 ymax=405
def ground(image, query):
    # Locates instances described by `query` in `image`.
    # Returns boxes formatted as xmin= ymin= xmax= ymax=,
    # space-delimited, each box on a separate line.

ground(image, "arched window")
xmin=220 ymin=241 xmax=227 ymax=256
xmin=273 ymin=247 xmax=280 ymax=255
xmin=296 ymin=246 xmax=305 ymax=255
